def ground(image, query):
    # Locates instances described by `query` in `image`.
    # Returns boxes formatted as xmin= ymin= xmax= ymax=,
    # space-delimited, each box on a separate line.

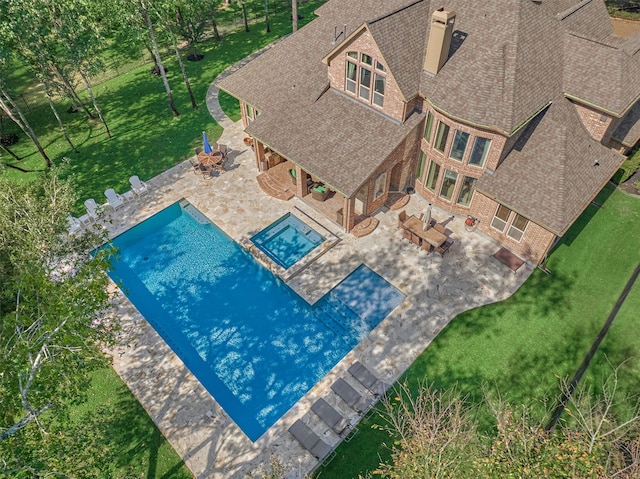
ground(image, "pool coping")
xmin=98 ymin=119 xmax=534 ymax=478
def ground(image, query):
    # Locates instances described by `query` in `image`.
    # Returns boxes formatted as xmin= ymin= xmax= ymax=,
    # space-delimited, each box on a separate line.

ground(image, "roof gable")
xmin=477 ymin=98 xmax=623 ymax=235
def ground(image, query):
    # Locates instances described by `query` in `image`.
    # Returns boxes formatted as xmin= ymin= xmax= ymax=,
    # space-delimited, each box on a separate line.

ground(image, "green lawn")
xmin=1 ymin=0 xmax=324 ymax=215
xmin=318 ymin=185 xmax=640 ymax=478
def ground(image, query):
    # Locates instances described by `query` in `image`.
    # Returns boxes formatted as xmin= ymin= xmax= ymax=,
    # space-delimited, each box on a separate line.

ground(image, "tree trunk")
xmin=0 ymin=86 xmax=52 ymax=167
xmin=265 ymin=0 xmax=270 ymax=33
xmin=145 ymin=44 xmax=160 ymax=70
xmin=142 ymin=0 xmax=180 ymax=117
xmin=292 ymin=0 xmax=298 ymax=32
xmin=46 ymin=93 xmax=77 ymax=151
xmin=241 ymin=1 xmax=249 ymax=32
xmin=170 ymin=34 xmax=197 ymax=109
xmin=211 ymin=16 xmax=220 ymax=41
xmin=52 ymin=63 xmax=94 ymax=119
xmin=79 ymin=70 xmax=112 ymax=138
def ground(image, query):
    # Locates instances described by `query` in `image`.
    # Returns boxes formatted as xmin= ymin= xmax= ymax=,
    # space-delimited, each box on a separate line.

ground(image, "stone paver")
xmin=96 ymin=106 xmax=533 ymax=478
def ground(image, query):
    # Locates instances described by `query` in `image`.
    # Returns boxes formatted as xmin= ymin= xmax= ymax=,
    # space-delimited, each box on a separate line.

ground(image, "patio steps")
xmin=256 ymin=172 xmax=295 ymax=201
xmin=314 ymin=293 xmax=362 ymax=347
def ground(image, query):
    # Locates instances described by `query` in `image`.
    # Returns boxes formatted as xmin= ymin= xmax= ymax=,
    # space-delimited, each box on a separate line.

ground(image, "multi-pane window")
xmin=439 ymin=169 xmax=458 ymax=201
xmin=425 ymin=160 xmax=440 ymax=192
xmin=491 ymin=205 xmax=511 ymax=231
xmin=469 ymin=137 xmax=491 ymax=167
xmin=245 ymin=103 xmax=254 ymax=122
xmin=434 ymin=122 xmax=450 ymax=153
xmin=345 ymin=61 xmax=357 ymax=94
xmin=424 ymin=112 xmax=434 ymax=143
xmin=456 ymin=177 xmax=477 ymax=206
xmin=450 ymin=130 xmax=469 ymax=161
xmin=507 ymin=214 xmax=528 ymax=241
xmin=373 ymin=74 xmax=385 ymax=107
xmin=344 ymin=51 xmax=386 ymax=108
xmin=417 ymin=151 xmax=426 ymax=180
xmin=359 ymin=67 xmax=372 ymax=100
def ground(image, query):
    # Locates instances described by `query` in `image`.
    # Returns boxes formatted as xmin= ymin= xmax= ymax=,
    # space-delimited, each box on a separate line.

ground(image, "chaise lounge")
xmin=288 ymin=419 xmax=334 ymax=462
xmin=331 ymin=378 xmax=372 ymax=414
xmin=348 ymin=361 xmax=387 ymax=397
xmin=311 ymin=398 xmax=350 ymax=435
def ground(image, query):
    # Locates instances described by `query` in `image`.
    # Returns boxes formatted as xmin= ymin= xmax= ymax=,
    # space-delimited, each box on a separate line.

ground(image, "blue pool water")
xmin=106 ymin=201 xmax=404 ymax=441
xmin=251 ymin=213 xmax=324 ymax=269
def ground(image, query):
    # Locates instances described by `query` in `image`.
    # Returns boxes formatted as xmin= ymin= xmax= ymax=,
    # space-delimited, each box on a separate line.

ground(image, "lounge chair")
xmin=84 ymin=198 xmax=100 ymax=221
xmin=311 ymin=398 xmax=349 ymax=435
xmin=288 ymin=419 xmax=334 ymax=461
xmin=331 ymin=378 xmax=372 ymax=414
xmin=104 ymin=188 xmax=124 ymax=210
xmin=129 ymin=175 xmax=149 ymax=196
xmin=67 ymin=215 xmax=87 ymax=234
xmin=348 ymin=361 xmax=387 ymax=397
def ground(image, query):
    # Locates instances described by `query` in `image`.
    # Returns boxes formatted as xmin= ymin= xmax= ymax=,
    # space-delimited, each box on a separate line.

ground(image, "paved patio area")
xmin=97 ymin=99 xmax=533 ymax=477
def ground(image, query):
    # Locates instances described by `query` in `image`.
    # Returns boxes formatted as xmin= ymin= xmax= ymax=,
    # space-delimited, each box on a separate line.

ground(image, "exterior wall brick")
xmin=327 ymin=29 xmax=406 ymax=122
xmin=572 ymin=101 xmax=613 ymax=142
xmin=472 ymin=193 xmax=556 ymax=263
xmin=414 ymin=103 xmax=508 ymax=217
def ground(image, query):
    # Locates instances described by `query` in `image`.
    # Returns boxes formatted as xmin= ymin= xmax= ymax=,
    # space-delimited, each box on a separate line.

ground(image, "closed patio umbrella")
xmin=423 ymin=203 xmax=432 ymax=231
xmin=202 ymin=131 xmax=213 ymax=154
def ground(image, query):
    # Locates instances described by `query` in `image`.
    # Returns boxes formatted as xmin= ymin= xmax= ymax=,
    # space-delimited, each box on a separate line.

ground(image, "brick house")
xmin=217 ymin=0 xmax=640 ymax=264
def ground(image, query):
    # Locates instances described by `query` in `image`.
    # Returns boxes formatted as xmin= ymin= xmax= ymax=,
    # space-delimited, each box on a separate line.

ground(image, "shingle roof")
xmin=611 ymin=100 xmax=640 ymax=147
xmin=556 ymin=0 xmax=613 ymax=40
xmin=563 ymin=29 xmax=640 ymax=115
xmin=477 ymin=98 xmax=624 ymax=235
xmin=420 ymin=0 xmax=562 ymax=134
xmin=246 ymin=89 xmax=423 ymax=197
xmin=366 ymin=1 xmax=429 ymax=101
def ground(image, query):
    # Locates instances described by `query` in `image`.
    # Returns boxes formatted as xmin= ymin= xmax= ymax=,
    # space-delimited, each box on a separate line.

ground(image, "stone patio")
xmin=94 ymin=93 xmax=533 ymax=478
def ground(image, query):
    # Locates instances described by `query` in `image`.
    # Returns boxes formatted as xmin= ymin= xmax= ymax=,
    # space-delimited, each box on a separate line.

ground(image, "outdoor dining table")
xmin=197 ymin=150 xmax=224 ymax=167
xmin=402 ymin=215 xmax=448 ymax=247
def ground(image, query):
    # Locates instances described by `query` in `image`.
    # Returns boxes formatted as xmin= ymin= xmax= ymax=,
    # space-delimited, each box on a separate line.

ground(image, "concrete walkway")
xmin=98 ymin=80 xmax=534 ymax=478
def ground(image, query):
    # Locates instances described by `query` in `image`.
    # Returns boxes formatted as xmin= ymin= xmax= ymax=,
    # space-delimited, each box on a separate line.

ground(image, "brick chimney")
xmin=424 ymin=8 xmax=456 ymax=75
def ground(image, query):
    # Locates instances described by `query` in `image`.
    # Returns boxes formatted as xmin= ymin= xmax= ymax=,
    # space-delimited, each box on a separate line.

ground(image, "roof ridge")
xmin=556 ymin=0 xmax=594 ymax=21
xmin=366 ymin=0 xmax=425 ymax=26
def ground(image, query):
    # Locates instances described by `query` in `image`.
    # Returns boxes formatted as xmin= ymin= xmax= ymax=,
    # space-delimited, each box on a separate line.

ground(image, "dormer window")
xmin=344 ymin=50 xmax=386 ymax=108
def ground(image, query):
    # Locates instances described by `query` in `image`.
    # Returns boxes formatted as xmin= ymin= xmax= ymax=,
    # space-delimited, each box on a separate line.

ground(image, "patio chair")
xmin=311 ymin=398 xmax=350 ymax=435
xmin=410 ymin=232 xmax=421 ymax=247
xmin=104 ymin=188 xmax=124 ymax=210
xmin=436 ymin=238 xmax=454 ymax=256
xmin=331 ymin=378 xmax=372 ymax=414
xmin=217 ymin=143 xmax=228 ymax=159
xmin=397 ymin=210 xmax=407 ymax=228
xmin=402 ymin=228 xmax=412 ymax=241
xmin=129 ymin=175 xmax=149 ymax=196
xmin=288 ymin=419 xmax=334 ymax=462
xmin=67 ymin=215 xmax=87 ymax=235
xmin=348 ymin=361 xmax=387 ymax=397
xmin=421 ymin=240 xmax=433 ymax=254
xmin=434 ymin=223 xmax=447 ymax=235
xmin=84 ymin=198 xmax=101 ymax=221
xmin=194 ymin=146 xmax=202 ymax=156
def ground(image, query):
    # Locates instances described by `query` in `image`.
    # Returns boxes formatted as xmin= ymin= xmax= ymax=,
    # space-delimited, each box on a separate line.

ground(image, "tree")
xmin=373 ymin=372 xmax=640 ymax=478
xmin=0 ymin=166 xmax=117 ymax=475
xmin=292 ymin=0 xmax=298 ymax=32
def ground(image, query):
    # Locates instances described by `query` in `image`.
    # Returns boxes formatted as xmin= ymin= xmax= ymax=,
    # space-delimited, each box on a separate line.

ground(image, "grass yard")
xmin=318 ymin=184 xmax=640 ymax=478
xmin=1 ymin=0 xmax=325 ymax=215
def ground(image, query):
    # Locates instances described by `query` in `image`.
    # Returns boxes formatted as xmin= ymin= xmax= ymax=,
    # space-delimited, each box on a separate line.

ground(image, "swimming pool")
xmin=251 ymin=213 xmax=324 ymax=269
xmin=106 ymin=201 xmax=404 ymax=441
